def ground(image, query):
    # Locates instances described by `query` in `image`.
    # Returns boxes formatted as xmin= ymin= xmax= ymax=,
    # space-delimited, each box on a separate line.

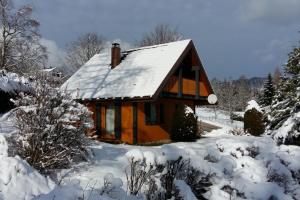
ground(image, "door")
xmin=106 ymin=105 xmax=115 ymax=136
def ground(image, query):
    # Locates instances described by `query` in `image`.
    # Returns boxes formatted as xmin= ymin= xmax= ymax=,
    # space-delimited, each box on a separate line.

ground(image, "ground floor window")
xmin=145 ymin=103 xmax=157 ymax=125
xmin=105 ymin=105 xmax=115 ymax=134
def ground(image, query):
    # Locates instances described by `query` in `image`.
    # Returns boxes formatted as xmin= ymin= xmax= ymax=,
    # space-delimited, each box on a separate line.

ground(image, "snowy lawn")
xmin=196 ymin=107 xmax=243 ymax=129
xmin=40 ymin=130 xmax=300 ymax=200
xmin=1 ymin=113 xmax=300 ymax=199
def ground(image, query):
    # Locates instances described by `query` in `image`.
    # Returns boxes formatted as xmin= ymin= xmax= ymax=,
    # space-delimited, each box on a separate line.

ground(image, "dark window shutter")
xmin=95 ymin=103 xmax=101 ymax=135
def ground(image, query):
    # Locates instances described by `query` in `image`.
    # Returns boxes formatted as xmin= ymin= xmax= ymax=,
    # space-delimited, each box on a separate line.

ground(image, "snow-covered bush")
xmin=8 ymin=78 xmax=93 ymax=174
xmin=100 ymin=173 xmax=126 ymax=199
xmin=125 ymin=150 xmax=159 ymax=196
xmin=244 ymin=100 xmax=265 ymax=136
xmin=170 ymin=104 xmax=198 ymax=142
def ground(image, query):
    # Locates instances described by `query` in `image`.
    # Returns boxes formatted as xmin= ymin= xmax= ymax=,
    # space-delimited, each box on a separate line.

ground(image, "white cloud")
xmin=240 ymin=0 xmax=300 ymax=24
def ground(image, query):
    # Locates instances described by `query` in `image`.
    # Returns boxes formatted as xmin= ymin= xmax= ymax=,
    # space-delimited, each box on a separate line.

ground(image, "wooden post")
xmin=132 ymin=102 xmax=138 ymax=144
xmin=178 ymin=67 xmax=183 ymax=97
xmin=195 ymin=70 xmax=199 ymax=99
xmin=95 ymin=103 xmax=101 ymax=136
xmin=114 ymin=101 xmax=121 ymax=140
xmin=192 ymin=66 xmax=201 ymax=99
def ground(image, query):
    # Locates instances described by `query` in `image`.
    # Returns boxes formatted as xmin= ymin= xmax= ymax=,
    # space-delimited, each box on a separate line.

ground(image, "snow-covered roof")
xmin=40 ymin=67 xmax=57 ymax=73
xmin=0 ymin=72 xmax=31 ymax=94
xmin=62 ymin=39 xmax=192 ymax=100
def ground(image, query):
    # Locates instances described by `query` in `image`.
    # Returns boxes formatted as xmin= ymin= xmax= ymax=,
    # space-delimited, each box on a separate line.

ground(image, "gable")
xmin=153 ymin=41 xmax=214 ymax=100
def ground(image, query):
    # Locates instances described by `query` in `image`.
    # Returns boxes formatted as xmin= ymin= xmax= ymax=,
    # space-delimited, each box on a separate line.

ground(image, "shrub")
xmin=9 ymin=78 xmax=93 ymax=174
xmin=244 ymin=108 xmax=265 ymax=136
xmin=170 ymin=104 xmax=198 ymax=142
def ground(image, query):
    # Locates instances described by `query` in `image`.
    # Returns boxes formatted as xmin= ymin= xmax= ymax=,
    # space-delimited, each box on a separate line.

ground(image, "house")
xmin=62 ymin=39 xmax=215 ymax=144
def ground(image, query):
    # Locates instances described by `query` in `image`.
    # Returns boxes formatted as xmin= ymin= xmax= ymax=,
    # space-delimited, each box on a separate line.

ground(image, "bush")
xmin=244 ymin=108 xmax=265 ymax=136
xmin=9 ymin=78 xmax=93 ymax=174
xmin=170 ymin=104 xmax=198 ymax=142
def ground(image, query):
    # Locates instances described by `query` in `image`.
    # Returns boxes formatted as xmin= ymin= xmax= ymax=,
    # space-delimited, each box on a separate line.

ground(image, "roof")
xmin=0 ymin=71 xmax=31 ymax=94
xmin=62 ymin=39 xmax=193 ymax=100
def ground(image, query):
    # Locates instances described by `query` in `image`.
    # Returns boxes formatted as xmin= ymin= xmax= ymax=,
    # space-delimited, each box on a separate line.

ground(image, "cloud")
xmin=239 ymin=0 xmax=300 ymax=24
xmin=254 ymin=38 xmax=292 ymax=63
xmin=40 ymin=38 xmax=67 ymax=70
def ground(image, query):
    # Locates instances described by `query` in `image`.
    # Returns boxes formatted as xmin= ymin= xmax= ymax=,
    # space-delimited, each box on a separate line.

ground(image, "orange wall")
xmin=163 ymin=71 xmax=211 ymax=97
xmin=199 ymin=72 xmax=209 ymax=96
xmin=182 ymin=78 xmax=195 ymax=95
xmin=163 ymin=75 xmax=178 ymax=93
xmin=85 ymin=99 xmax=195 ymax=144
xmin=136 ymin=99 xmax=195 ymax=144
xmin=121 ymin=102 xmax=133 ymax=144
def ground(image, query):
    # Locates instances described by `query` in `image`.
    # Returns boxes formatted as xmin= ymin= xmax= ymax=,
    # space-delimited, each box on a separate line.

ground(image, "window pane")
xmin=106 ymin=106 xmax=115 ymax=135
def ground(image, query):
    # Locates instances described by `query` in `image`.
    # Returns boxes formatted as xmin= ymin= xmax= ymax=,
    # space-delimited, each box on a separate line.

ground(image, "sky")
xmin=15 ymin=0 xmax=300 ymax=79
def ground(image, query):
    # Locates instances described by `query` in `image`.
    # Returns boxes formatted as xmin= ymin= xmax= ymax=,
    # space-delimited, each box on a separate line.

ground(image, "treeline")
xmin=211 ymin=67 xmax=282 ymax=114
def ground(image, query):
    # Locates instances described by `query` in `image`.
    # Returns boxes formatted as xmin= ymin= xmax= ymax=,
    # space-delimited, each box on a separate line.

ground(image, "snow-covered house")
xmin=62 ymin=39 xmax=214 ymax=144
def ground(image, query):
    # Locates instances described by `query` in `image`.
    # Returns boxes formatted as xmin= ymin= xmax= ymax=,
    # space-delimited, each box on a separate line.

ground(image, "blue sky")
xmin=16 ymin=0 xmax=300 ymax=79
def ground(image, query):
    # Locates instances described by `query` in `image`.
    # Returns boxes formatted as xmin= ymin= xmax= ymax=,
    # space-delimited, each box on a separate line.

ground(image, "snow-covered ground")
xmin=1 ymin=111 xmax=300 ymax=200
xmin=196 ymin=107 xmax=243 ymax=129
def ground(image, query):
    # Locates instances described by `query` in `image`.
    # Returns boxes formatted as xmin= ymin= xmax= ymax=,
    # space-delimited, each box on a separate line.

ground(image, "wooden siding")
xmin=163 ymin=75 xmax=178 ymax=93
xmin=86 ymin=98 xmax=195 ymax=144
xmin=136 ymin=99 xmax=194 ymax=144
xmin=121 ymin=102 xmax=133 ymax=144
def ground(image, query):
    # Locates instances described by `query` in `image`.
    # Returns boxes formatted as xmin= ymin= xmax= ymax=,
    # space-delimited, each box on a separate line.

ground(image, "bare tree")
xmin=0 ymin=0 xmax=46 ymax=74
xmin=65 ymin=32 xmax=106 ymax=72
xmin=138 ymin=23 xmax=183 ymax=47
xmin=273 ymin=67 xmax=282 ymax=88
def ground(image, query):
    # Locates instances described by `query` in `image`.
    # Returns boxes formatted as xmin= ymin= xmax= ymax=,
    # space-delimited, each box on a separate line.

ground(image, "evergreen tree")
xmin=259 ymin=73 xmax=275 ymax=107
xmin=266 ymin=44 xmax=300 ymax=145
xmin=170 ymin=104 xmax=198 ymax=142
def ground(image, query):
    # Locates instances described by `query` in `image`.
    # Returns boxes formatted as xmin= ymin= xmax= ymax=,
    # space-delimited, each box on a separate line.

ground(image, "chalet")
xmin=62 ymin=39 xmax=215 ymax=144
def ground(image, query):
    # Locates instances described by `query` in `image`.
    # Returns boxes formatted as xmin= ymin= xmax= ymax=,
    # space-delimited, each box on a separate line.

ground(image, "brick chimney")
xmin=111 ymin=43 xmax=121 ymax=69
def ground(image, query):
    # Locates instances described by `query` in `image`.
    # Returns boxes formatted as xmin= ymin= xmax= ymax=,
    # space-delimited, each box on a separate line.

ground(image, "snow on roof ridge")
xmin=125 ymin=39 xmax=192 ymax=53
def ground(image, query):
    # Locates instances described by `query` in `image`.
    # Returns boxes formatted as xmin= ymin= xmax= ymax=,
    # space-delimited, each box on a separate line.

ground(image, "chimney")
xmin=111 ymin=43 xmax=121 ymax=69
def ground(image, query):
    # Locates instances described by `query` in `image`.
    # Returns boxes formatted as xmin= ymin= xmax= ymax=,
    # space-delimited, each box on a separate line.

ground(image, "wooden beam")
xmin=132 ymin=102 xmax=138 ymax=144
xmin=195 ymin=70 xmax=199 ymax=99
xmin=114 ymin=101 xmax=121 ymax=140
xmin=95 ymin=103 xmax=101 ymax=136
xmin=178 ymin=67 xmax=183 ymax=97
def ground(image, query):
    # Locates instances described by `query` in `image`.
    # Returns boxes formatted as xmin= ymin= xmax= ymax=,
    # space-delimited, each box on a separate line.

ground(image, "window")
xmin=145 ymin=103 xmax=157 ymax=125
xmin=105 ymin=105 xmax=115 ymax=135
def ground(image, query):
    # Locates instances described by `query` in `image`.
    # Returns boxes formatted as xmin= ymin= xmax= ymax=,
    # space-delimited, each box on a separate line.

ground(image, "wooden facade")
xmin=84 ymin=44 xmax=214 ymax=144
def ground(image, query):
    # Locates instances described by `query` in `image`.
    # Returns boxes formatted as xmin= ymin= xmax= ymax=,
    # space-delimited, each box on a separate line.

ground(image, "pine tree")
xmin=266 ymin=44 xmax=300 ymax=144
xmin=259 ymin=73 xmax=275 ymax=107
